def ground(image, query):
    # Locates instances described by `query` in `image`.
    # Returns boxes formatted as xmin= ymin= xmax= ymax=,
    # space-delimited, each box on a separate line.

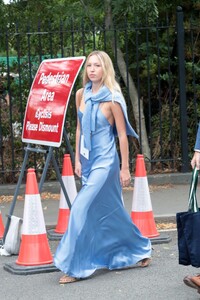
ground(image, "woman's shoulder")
xmin=76 ymin=88 xmax=84 ymax=95
xmin=76 ymin=88 xmax=84 ymax=106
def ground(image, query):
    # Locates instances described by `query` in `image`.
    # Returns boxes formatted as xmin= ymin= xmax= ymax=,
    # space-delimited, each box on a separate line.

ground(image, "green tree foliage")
xmin=0 ymin=0 xmax=200 ymax=182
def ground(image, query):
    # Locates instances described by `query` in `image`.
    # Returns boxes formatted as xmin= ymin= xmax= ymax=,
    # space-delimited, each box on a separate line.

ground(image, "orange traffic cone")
xmin=0 ymin=210 xmax=4 ymax=239
xmin=55 ymin=154 xmax=77 ymax=234
xmin=16 ymin=168 xmax=53 ymax=266
xmin=131 ymin=154 xmax=159 ymax=238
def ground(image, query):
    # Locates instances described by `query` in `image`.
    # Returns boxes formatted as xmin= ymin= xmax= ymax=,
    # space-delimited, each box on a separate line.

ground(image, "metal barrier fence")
xmin=0 ymin=7 xmax=199 ymax=183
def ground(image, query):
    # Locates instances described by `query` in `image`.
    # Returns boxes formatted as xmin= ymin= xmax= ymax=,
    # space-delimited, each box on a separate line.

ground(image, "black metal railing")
xmin=0 ymin=7 xmax=199 ymax=183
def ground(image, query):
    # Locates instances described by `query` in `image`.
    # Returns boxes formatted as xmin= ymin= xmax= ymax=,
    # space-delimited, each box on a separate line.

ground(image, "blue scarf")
xmin=82 ymin=81 xmax=138 ymax=151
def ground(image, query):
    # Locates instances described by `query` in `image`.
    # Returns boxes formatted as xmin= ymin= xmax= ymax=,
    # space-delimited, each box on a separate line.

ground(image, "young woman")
xmin=191 ymin=124 xmax=200 ymax=170
xmin=183 ymin=123 xmax=200 ymax=294
xmin=54 ymin=50 xmax=152 ymax=284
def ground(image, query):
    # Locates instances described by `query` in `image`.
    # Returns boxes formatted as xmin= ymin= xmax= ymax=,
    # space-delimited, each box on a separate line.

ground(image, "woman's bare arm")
xmin=110 ymin=102 xmax=131 ymax=187
xmin=74 ymin=88 xmax=83 ymax=177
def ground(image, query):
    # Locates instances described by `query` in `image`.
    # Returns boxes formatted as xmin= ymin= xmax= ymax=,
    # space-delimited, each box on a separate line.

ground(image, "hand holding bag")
xmin=176 ymin=167 xmax=200 ymax=267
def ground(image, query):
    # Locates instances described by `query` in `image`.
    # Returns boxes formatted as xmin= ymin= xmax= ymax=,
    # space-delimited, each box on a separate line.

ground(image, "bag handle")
xmin=188 ymin=167 xmax=199 ymax=212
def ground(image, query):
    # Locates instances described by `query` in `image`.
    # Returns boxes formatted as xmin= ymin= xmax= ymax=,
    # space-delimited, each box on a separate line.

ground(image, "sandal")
xmin=59 ymin=275 xmax=79 ymax=284
xmin=137 ymin=258 xmax=151 ymax=268
xmin=183 ymin=274 xmax=200 ymax=292
xmin=183 ymin=275 xmax=198 ymax=289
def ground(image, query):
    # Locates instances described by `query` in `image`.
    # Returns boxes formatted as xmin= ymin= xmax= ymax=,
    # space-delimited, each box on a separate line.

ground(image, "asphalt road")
xmin=0 ymin=230 xmax=198 ymax=300
xmin=0 ymin=176 xmax=199 ymax=299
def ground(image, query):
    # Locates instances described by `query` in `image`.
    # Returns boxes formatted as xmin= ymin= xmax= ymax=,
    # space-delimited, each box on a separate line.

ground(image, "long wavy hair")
xmin=82 ymin=50 xmax=122 ymax=96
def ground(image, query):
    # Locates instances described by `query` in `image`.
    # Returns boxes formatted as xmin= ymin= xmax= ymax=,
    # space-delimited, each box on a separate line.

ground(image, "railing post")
xmin=176 ymin=6 xmax=189 ymax=172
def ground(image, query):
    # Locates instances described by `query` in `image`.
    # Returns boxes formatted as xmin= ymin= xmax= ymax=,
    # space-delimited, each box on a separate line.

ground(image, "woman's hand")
xmin=120 ymin=168 xmax=131 ymax=187
xmin=75 ymin=161 xmax=82 ymax=177
xmin=191 ymin=152 xmax=200 ymax=170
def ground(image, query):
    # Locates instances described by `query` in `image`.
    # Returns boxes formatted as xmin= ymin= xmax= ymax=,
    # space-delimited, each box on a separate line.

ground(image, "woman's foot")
xmin=183 ymin=274 xmax=200 ymax=293
xmin=59 ymin=275 xmax=78 ymax=284
xmin=137 ymin=258 xmax=151 ymax=268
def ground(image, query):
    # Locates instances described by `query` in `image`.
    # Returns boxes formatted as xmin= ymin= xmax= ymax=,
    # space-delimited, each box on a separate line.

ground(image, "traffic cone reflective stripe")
xmin=131 ymin=154 xmax=159 ymax=238
xmin=0 ymin=210 xmax=4 ymax=239
xmin=16 ymin=168 xmax=53 ymax=266
xmin=22 ymin=194 xmax=46 ymax=235
xmin=131 ymin=177 xmax=152 ymax=212
xmin=55 ymin=154 xmax=77 ymax=234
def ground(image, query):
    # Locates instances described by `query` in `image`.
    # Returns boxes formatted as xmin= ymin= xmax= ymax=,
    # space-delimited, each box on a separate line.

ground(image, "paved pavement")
xmin=0 ymin=172 xmax=194 ymax=227
xmin=0 ymin=172 xmax=200 ymax=300
xmin=0 ymin=230 xmax=198 ymax=300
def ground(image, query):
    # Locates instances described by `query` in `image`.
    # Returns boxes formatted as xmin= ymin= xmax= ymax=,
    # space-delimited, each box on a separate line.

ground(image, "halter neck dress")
xmin=54 ymin=105 xmax=151 ymax=278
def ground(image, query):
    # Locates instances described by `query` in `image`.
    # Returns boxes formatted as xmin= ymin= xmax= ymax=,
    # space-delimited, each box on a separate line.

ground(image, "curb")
xmin=147 ymin=172 xmax=191 ymax=185
xmin=0 ymin=173 xmax=189 ymax=226
xmin=154 ymin=215 xmax=176 ymax=223
xmin=0 ymin=172 xmax=191 ymax=196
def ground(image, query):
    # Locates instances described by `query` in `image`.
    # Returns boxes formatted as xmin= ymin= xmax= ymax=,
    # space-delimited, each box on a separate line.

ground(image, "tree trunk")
xmin=104 ymin=0 xmax=151 ymax=162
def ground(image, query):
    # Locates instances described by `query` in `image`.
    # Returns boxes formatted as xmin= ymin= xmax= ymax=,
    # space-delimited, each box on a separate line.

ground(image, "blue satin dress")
xmin=54 ymin=106 xmax=151 ymax=278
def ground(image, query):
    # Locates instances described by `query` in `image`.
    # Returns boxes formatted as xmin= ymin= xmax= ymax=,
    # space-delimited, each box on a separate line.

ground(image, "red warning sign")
xmin=22 ymin=57 xmax=85 ymax=147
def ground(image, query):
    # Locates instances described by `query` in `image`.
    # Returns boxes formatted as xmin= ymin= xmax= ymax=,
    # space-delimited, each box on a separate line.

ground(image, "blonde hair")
xmin=82 ymin=50 xmax=122 ymax=95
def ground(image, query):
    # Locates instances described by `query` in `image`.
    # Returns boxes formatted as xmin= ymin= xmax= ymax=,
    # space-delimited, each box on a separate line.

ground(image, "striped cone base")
xmin=54 ymin=154 xmax=77 ymax=234
xmin=131 ymin=211 xmax=159 ymax=238
xmin=16 ymin=234 xmax=53 ymax=266
xmin=0 ymin=212 xmax=4 ymax=239
xmin=131 ymin=154 xmax=160 ymax=239
xmin=55 ymin=209 xmax=70 ymax=233
xmin=16 ymin=168 xmax=53 ymax=266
